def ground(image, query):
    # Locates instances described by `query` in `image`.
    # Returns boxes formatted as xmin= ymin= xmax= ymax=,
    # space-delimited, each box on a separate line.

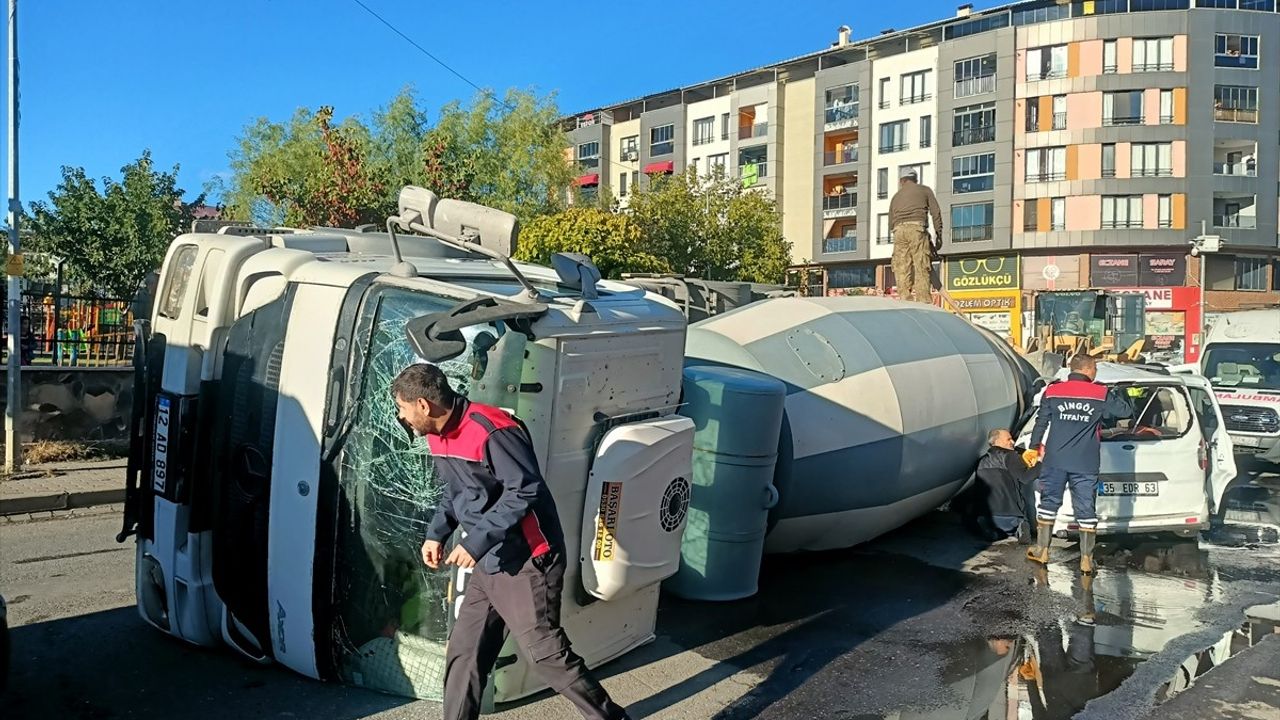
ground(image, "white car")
xmin=1016 ymin=364 xmax=1236 ymax=537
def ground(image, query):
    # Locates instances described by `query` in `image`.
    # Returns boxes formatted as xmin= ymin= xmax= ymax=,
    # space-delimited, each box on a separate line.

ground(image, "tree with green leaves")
xmin=515 ymin=207 xmax=669 ymax=279
xmin=25 ymin=151 xmax=201 ymax=298
xmin=625 ymin=169 xmax=791 ymax=284
xmin=221 ymin=87 xmax=573 ymax=227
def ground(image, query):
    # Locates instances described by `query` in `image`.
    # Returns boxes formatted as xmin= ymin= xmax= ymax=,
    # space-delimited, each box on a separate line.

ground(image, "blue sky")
xmin=1 ymin=0 xmax=979 ymax=205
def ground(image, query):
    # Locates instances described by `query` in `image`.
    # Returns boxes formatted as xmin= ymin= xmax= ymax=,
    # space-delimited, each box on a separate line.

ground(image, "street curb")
xmin=0 ymin=488 xmax=126 ymax=516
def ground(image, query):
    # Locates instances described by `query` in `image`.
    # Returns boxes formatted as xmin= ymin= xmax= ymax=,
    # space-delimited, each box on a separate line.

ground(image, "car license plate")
xmin=1235 ymin=435 xmax=1262 ymax=448
xmin=153 ymin=396 xmax=171 ymax=494
xmin=1101 ymin=481 xmax=1158 ymax=496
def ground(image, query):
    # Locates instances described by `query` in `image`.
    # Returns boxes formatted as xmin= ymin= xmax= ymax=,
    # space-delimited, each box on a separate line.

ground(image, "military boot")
xmin=1079 ymin=528 xmax=1098 ymax=574
xmin=1025 ymin=520 xmax=1053 ymax=564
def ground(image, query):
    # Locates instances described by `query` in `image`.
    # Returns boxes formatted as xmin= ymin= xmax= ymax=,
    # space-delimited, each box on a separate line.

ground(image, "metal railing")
xmin=1101 ymin=220 xmax=1144 ymax=229
xmin=1 ymin=292 xmax=137 ymax=367
xmin=878 ymin=99 xmax=891 ymax=109
xmin=876 ymin=234 xmax=895 ymax=245
xmin=1103 ymin=64 xmax=1118 ymax=74
xmin=1028 ymin=68 xmax=1067 ymax=81
xmin=1132 ymin=167 xmax=1174 ymax=178
xmin=1104 ymin=115 xmax=1144 ymax=126
xmin=953 ymin=126 xmax=996 ymax=146
xmin=1159 ymin=114 xmax=1175 ymax=124
xmin=822 ymin=193 xmax=859 ymax=212
xmin=1102 ymin=168 xmax=1117 ymax=178
xmin=954 ymin=75 xmax=995 ymax=99
xmin=879 ymin=142 xmax=909 ymax=153
xmin=823 ymin=236 xmax=857 ymax=254
xmin=1214 ymin=214 xmax=1257 ymax=228
xmin=738 ymin=123 xmax=768 ymax=140
xmin=1052 ymin=112 xmax=1067 ymax=129
xmin=1027 ymin=171 xmax=1066 ymax=183
xmin=953 ymin=225 xmax=994 ymax=242
xmin=1214 ymin=161 xmax=1257 ymax=176
xmin=824 ymin=146 xmax=859 ymax=165
xmin=1134 ymin=62 xmax=1174 ymax=72
xmin=1215 ymin=107 xmax=1259 ymax=123
xmin=902 ymin=93 xmax=932 ymax=105
xmin=691 ymin=135 xmax=716 ymax=147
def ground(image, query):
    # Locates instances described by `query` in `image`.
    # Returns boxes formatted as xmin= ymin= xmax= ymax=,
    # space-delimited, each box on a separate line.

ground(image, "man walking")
xmin=888 ymin=168 xmax=943 ymax=303
xmin=392 ymin=363 xmax=630 ymax=720
xmin=1024 ymin=355 xmax=1132 ymax=572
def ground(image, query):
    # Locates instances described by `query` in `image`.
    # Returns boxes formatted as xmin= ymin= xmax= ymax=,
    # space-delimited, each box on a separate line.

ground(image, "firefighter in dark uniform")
xmin=392 ymin=363 xmax=630 ymax=720
xmin=1024 ymin=355 xmax=1132 ymax=572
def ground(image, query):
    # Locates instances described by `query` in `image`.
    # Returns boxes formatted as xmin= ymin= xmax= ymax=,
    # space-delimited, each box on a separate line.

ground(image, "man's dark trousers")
xmin=443 ymin=551 xmax=627 ymax=720
xmin=1036 ymin=466 xmax=1100 ymax=530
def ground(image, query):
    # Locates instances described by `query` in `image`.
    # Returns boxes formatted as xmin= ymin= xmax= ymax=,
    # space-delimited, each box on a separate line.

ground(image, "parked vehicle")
xmin=1016 ymin=364 xmax=1236 ymax=537
xmin=1197 ymin=309 xmax=1280 ymax=463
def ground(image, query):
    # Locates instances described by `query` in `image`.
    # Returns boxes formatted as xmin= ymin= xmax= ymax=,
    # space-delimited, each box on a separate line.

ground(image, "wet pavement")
xmin=2 ymin=466 xmax=1278 ymax=719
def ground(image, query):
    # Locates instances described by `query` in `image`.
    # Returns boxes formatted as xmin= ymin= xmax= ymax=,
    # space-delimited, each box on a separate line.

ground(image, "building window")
xmin=945 ymin=12 xmax=1010 ymax=40
xmin=1159 ymin=90 xmax=1175 ymax=124
xmin=877 ymin=213 xmax=892 ymax=244
xmin=577 ymin=141 xmax=600 ymax=169
xmin=1239 ymin=0 xmax=1276 ymax=10
xmin=1013 ymin=2 xmax=1070 ymax=25
xmin=1102 ymin=196 xmax=1144 ymax=229
xmin=952 ymin=152 xmax=995 ymax=194
xmin=1026 ymin=44 xmax=1068 ymax=81
xmin=1215 ymin=85 xmax=1259 ymax=123
xmin=879 ymin=120 xmax=908 ymax=153
xmin=1216 ymin=34 xmax=1260 ymax=69
xmin=1026 ymin=147 xmax=1066 ymax=183
xmin=618 ymin=172 xmax=628 ymax=197
xmin=1102 ymin=144 xmax=1116 ymax=178
xmin=954 ymin=54 xmax=996 ymax=98
xmin=1158 ymin=194 xmax=1172 ymax=228
xmin=692 ymin=117 xmax=715 ymax=146
xmin=578 ymin=185 xmax=599 ymax=203
xmin=878 ymin=77 xmax=891 ymax=108
xmin=877 ymin=168 xmax=889 ymax=199
xmin=953 ymin=102 xmax=996 ymax=146
xmin=920 ymin=116 xmax=933 ymax=148
xmin=827 ymin=266 xmax=875 ymax=289
xmin=1103 ymin=40 xmax=1118 ymax=74
xmin=901 ymin=71 xmax=931 ymax=105
xmin=708 ymin=153 xmax=728 ymax=175
xmin=1025 ymin=97 xmax=1041 ymax=132
xmin=1134 ymin=37 xmax=1175 ymax=72
xmin=1104 ymin=91 xmax=1145 ymax=126
xmin=1132 ymin=143 xmax=1173 ymax=177
xmin=899 ymin=163 xmax=928 ymax=186
xmin=952 ymin=202 xmax=995 ymax=242
xmin=620 ymin=135 xmax=639 ymax=161
xmin=1051 ymin=197 xmax=1066 ymax=230
xmin=1023 ymin=200 xmax=1038 ymax=232
xmin=720 ymin=113 xmax=731 ymax=140
xmin=1052 ymin=95 xmax=1067 ymax=129
xmin=1236 ymin=256 xmax=1268 ymax=291
xmin=650 ymin=124 xmax=674 ymax=156
xmin=825 ymin=83 xmax=860 ymax=126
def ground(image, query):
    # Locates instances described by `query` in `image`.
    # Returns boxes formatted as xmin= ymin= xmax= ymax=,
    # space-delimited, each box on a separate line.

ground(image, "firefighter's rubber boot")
xmin=1079 ymin=528 xmax=1098 ymax=574
xmin=1025 ymin=520 xmax=1053 ymax=564
xmin=1078 ymin=574 xmax=1097 ymax=626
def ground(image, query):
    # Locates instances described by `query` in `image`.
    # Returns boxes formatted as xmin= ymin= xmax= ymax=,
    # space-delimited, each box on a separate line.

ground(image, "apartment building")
xmin=566 ymin=0 xmax=1280 ymax=362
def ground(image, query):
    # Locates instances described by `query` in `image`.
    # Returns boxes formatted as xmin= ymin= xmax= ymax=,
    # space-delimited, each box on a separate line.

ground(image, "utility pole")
xmin=5 ymin=0 xmax=20 ymax=472
xmin=1190 ymin=220 xmax=1222 ymax=354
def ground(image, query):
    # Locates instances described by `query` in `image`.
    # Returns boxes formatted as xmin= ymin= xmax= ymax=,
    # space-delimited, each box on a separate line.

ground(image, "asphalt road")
xmin=2 ymin=487 xmax=1279 ymax=720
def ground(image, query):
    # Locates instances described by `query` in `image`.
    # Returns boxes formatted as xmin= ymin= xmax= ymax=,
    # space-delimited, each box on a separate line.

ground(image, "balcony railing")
xmin=578 ymin=157 xmax=600 ymax=169
xmin=1052 ymin=112 xmax=1067 ymax=129
xmin=877 ymin=234 xmax=894 ymax=245
xmin=692 ymin=135 xmax=716 ymax=147
xmin=877 ymin=188 xmax=888 ymax=199
xmin=953 ymin=224 xmax=994 ymax=242
xmin=1101 ymin=220 xmax=1144 ymax=229
xmin=1104 ymin=115 xmax=1144 ymax=126
xmin=1134 ymin=62 xmax=1174 ymax=72
xmin=1102 ymin=168 xmax=1116 ymax=178
xmin=879 ymin=143 xmax=908 ymax=153
xmin=1158 ymin=219 xmax=1173 ymax=229
xmin=1103 ymin=64 xmax=1118 ymax=74
xmin=1214 ymin=214 xmax=1257 ymax=228
xmin=1215 ymin=54 xmax=1260 ymax=70
xmin=1132 ymin=167 xmax=1174 ymax=178
xmin=739 ymin=123 xmax=768 ymax=140
xmin=824 ymin=146 xmax=859 ymax=166
xmin=1214 ymin=161 xmax=1257 ymax=176
xmin=823 ymin=193 xmax=859 ymax=218
xmin=1215 ymin=107 xmax=1259 ymax=123
xmin=651 ymin=142 xmax=674 ymax=156
xmin=878 ymin=99 xmax=891 ymax=109
xmin=1028 ymin=68 xmax=1067 ymax=81
xmin=1027 ymin=171 xmax=1066 ymax=183
xmin=954 ymin=75 xmax=995 ymax=99
xmin=824 ymin=104 xmax=860 ymax=127
xmin=740 ymin=162 xmax=769 ymax=179
xmin=823 ymin=236 xmax=857 ymax=254
xmin=953 ymin=126 xmax=996 ymax=146
xmin=1160 ymin=114 xmax=1175 ymax=125
xmin=902 ymin=93 xmax=932 ymax=105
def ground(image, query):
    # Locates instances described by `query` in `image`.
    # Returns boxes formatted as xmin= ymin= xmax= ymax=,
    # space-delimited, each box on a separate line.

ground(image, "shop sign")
xmin=1090 ymin=254 xmax=1139 ymax=287
xmin=970 ymin=312 xmax=1011 ymax=334
xmin=1113 ymin=287 xmax=1173 ymax=310
xmin=950 ymin=295 xmax=1017 ymax=311
xmin=946 ymin=256 xmax=1019 ymax=291
xmin=1137 ymin=253 xmax=1187 ymax=287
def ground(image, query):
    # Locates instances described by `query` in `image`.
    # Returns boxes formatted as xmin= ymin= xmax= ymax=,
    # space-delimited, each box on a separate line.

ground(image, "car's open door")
xmin=1185 ymin=376 xmax=1237 ymax=514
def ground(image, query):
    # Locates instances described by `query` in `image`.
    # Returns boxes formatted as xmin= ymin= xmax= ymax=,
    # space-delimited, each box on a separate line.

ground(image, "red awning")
xmin=644 ymin=161 xmax=674 ymax=174
xmin=576 ymin=173 xmax=600 ymax=187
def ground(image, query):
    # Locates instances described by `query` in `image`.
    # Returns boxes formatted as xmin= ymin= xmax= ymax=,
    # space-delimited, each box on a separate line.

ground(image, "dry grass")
xmin=20 ymin=439 xmax=128 ymax=465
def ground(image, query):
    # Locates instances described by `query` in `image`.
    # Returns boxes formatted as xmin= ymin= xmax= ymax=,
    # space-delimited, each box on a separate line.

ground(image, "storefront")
xmin=943 ymin=255 xmax=1022 ymax=346
xmin=1089 ymin=252 xmax=1202 ymax=364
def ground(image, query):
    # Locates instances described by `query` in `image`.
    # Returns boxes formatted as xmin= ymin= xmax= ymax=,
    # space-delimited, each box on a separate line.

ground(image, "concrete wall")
xmin=0 ymin=368 xmax=133 ymax=444
xmin=782 ymin=76 xmax=816 ymax=265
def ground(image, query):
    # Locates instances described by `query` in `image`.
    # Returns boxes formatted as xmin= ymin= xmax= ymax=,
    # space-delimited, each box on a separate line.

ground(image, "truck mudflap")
xmin=118 ymin=320 xmax=164 ymax=543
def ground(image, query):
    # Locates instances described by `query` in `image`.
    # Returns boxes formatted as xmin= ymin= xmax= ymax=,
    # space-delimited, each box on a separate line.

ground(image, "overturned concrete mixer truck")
xmin=117 ymin=187 xmax=1040 ymax=705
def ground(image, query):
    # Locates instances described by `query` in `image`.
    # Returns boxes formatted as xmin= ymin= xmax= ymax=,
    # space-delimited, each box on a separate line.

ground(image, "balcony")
xmin=1214 ymin=214 xmax=1257 ymax=229
xmin=1103 ymin=115 xmax=1144 ymax=127
xmin=879 ymin=142 xmax=908 ymax=154
xmin=1027 ymin=171 xmax=1066 ymax=183
xmin=822 ymin=192 xmax=859 ymax=219
xmin=739 ymin=123 xmax=768 ymax=141
xmin=1132 ymin=167 xmax=1173 ymax=178
xmin=823 ymin=235 xmax=857 ymax=254
xmin=954 ymin=75 xmax=995 ymax=99
xmin=1134 ymin=62 xmax=1174 ymax=72
xmin=1215 ymin=107 xmax=1259 ymax=123
xmin=902 ymin=93 xmax=932 ymax=106
xmin=1028 ymin=68 xmax=1067 ymax=81
xmin=824 ymin=104 xmax=860 ymax=131
xmin=1215 ymin=53 xmax=1259 ymax=70
xmin=1214 ymin=162 xmax=1257 ymax=177
xmin=953 ymin=126 xmax=996 ymax=146
xmin=577 ymin=157 xmax=600 ymax=170
xmin=574 ymin=110 xmax=612 ymax=129
xmin=953 ymin=224 xmax=994 ymax=242
xmin=824 ymin=146 xmax=859 ymax=166
xmin=650 ymin=142 xmax=674 ymax=156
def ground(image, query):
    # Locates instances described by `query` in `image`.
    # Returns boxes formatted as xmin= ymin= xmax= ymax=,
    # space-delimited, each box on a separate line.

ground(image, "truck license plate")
xmin=1235 ymin=435 xmax=1262 ymax=448
xmin=153 ymin=396 xmax=171 ymax=494
xmin=1101 ymin=481 xmax=1158 ymax=496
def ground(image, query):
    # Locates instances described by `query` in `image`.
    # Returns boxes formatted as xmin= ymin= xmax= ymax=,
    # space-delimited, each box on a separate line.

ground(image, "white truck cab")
xmin=119 ymin=188 xmax=694 ymax=704
xmin=1017 ymin=364 xmax=1235 ymax=537
xmin=1198 ymin=309 xmax=1280 ymax=463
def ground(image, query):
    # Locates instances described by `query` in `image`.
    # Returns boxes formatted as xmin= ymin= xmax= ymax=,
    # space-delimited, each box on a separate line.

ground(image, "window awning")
xmin=643 ymin=161 xmax=674 ymax=174
xmin=576 ymin=173 xmax=600 ymax=187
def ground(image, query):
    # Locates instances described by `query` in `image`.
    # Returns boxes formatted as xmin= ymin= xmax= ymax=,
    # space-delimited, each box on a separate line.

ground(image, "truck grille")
xmin=1220 ymin=404 xmax=1280 ymax=434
